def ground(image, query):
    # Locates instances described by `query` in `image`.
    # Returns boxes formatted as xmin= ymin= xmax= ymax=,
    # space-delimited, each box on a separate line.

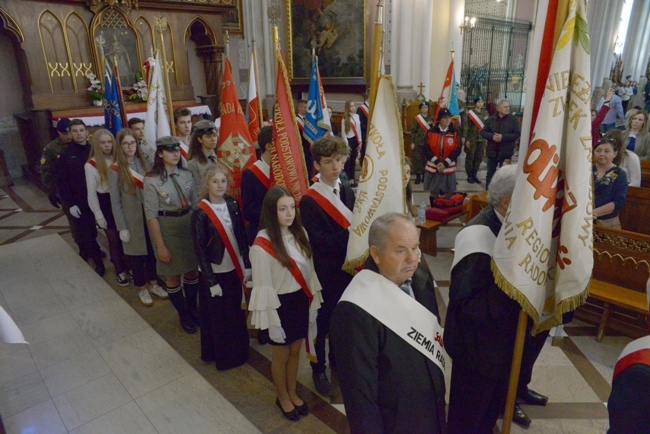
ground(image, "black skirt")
xmin=261 ymin=289 xmax=310 ymax=346
xmin=97 ymin=192 xmax=117 ymax=230
xmin=199 ymin=269 xmax=249 ymax=370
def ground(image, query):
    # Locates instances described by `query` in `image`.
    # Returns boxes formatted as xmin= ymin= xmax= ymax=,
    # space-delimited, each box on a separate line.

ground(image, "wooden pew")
xmin=619 ymin=186 xmax=650 ymax=235
xmin=641 ymin=160 xmax=650 ymax=188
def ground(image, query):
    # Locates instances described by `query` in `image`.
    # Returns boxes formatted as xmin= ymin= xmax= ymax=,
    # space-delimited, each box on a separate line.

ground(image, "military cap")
xmin=193 ymin=119 xmax=218 ymax=135
xmin=156 ymin=136 xmax=181 ymax=150
xmin=56 ymin=118 xmax=72 ymax=133
xmin=474 ymin=96 xmax=484 ymax=104
xmin=437 ymin=108 xmax=452 ymax=120
xmin=419 ymin=101 xmax=430 ymax=109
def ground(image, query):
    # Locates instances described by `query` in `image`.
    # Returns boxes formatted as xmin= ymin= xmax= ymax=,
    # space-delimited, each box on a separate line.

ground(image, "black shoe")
xmin=93 ymin=258 xmax=105 ymax=277
xmin=179 ymin=316 xmax=197 ymax=334
xmin=517 ymin=388 xmax=548 ymax=406
xmin=512 ymin=404 xmax=531 ymax=427
xmin=100 ymin=250 xmax=107 ymax=259
xmin=473 ymin=175 xmax=482 ymax=185
xmin=467 ymin=175 xmax=475 ymax=184
xmin=188 ymin=307 xmax=200 ymax=328
xmin=276 ymin=398 xmax=300 ymax=421
xmin=294 ymin=398 xmax=309 ymax=416
xmin=79 ymin=250 xmax=88 ymax=261
xmin=312 ymin=372 xmax=332 ymax=396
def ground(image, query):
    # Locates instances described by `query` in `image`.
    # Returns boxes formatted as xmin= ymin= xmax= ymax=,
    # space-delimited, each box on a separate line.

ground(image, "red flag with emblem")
xmin=217 ymin=58 xmax=257 ymax=203
xmin=270 ymin=51 xmax=310 ymax=201
xmin=434 ymin=60 xmax=454 ymax=120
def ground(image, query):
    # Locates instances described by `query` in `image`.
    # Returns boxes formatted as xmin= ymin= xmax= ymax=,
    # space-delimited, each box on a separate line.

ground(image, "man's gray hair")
xmin=487 ymin=164 xmax=518 ymax=207
xmin=497 ymin=98 xmax=510 ymax=107
xmin=368 ymin=212 xmax=415 ymax=250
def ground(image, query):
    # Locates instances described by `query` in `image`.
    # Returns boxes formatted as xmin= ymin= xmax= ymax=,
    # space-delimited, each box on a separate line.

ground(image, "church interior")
xmin=1 ymin=0 xmax=650 ymax=433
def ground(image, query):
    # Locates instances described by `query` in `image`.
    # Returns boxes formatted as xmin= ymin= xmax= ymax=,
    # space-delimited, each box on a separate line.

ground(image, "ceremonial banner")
xmin=247 ymin=53 xmax=261 ymax=145
xmin=304 ymin=56 xmax=331 ymax=144
xmin=491 ymin=0 xmax=592 ymax=333
xmin=217 ymin=58 xmax=257 ymax=203
xmin=270 ymin=51 xmax=310 ymax=201
xmin=103 ymin=65 xmax=123 ymax=136
xmin=344 ymin=75 xmax=407 ymax=271
xmin=143 ymin=50 xmax=171 ymax=161
xmin=434 ymin=59 xmax=455 ymax=120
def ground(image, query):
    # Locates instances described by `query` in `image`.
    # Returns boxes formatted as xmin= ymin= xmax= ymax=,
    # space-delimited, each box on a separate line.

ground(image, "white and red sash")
xmin=249 ymin=159 xmax=271 ymax=190
xmin=296 ymin=115 xmax=305 ymax=133
xmin=468 ymin=109 xmax=485 ymax=130
xmin=352 ymin=116 xmax=362 ymax=146
xmin=253 ymin=233 xmax=317 ymax=361
xmin=198 ymin=200 xmax=248 ymax=298
xmin=415 ymin=114 xmax=431 ymax=132
xmin=304 ymin=181 xmax=352 ymax=230
xmin=110 ymin=163 xmax=144 ymax=189
xmin=179 ymin=142 xmax=189 ymax=160
xmin=613 ymin=335 xmax=650 ymax=381
xmin=358 ymin=102 xmax=369 ymax=119
xmin=86 ymin=158 xmax=98 ymax=170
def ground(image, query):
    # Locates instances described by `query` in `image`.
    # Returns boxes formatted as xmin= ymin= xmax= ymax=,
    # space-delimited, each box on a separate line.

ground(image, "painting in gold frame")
xmin=222 ymin=0 xmax=244 ymax=35
xmin=285 ymin=0 xmax=366 ymax=85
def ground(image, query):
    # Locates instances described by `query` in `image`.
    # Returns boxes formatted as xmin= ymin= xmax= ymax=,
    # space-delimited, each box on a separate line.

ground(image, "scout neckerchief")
xmin=253 ymin=233 xmax=317 ymax=362
xmin=198 ymin=199 xmax=248 ymax=300
xmin=110 ymin=162 xmax=145 ymax=189
xmin=168 ymin=172 xmax=190 ymax=208
xmin=304 ymin=181 xmax=352 ymax=230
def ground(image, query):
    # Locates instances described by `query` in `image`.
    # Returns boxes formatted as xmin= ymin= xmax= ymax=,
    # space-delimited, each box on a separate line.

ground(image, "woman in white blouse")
xmin=85 ymin=129 xmax=129 ymax=285
xmin=249 ymin=186 xmax=322 ymax=421
xmin=341 ymin=100 xmax=362 ymax=186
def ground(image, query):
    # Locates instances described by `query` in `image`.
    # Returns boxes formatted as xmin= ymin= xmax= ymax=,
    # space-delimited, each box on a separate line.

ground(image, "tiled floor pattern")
xmin=0 ymin=167 xmax=631 ymax=433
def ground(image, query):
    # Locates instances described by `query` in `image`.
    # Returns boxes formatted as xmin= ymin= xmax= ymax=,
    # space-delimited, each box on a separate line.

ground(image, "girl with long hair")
xmin=85 ymin=128 xmax=128 ymax=285
xmin=249 ymin=186 xmax=322 ymax=421
xmin=109 ymin=128 xmax=168 ymax=306
xmin=604 ymin=129 xmax=641 ymax=187
xmin=191 ymin=164 xmax=250 ymax=370
xmin=144 ymin=136 xmax=199 ymax=334
xmin=187 ymin=119 xmax=219 ymax=186
xmin=341 ymin=100 xmax=362 ymax=186
xmin=623 ymin=110 xmax=650 ymax=159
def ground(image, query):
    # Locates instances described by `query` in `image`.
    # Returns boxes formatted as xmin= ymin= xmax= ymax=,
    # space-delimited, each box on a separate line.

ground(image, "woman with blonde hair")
xmin=109 ymin=128 xmax=168 ymax=306
xmin=623 ymin=110 xmax=650 ymax=159
xmin=85 ymin=128 xmax=128 ymax=285
xmin=341 ymin=100 xmax=362 ymax=186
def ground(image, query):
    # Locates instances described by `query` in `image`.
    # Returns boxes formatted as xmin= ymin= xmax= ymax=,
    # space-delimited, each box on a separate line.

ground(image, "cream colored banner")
xmin=492 ymin=0 xmax=593 ymax=333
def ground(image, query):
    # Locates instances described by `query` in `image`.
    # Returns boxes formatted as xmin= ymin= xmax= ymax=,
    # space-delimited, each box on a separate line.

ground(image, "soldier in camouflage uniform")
xmin=463 ymin=97 xmax=488 ymax=185
xmin=410 ymin=102 xmax=433 ymax=184
xmin=40 ymin=118 xmax=85 ymax=252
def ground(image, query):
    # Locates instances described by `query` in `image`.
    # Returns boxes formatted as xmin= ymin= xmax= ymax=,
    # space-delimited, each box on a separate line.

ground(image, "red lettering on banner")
xmin=523 ymin=137 xmax=560 ymax=212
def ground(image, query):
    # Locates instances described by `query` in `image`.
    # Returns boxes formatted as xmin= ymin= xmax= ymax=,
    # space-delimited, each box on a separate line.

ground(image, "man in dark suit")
xmin=300 ymin=136 xmax=355 ymax=396
xmin=480 ymin=99 xmax=520 ymax=188
xmin=331 ymin=213 xmax=446 ymax=433
xmin=241 ymin=126 xmax=273 ymax=245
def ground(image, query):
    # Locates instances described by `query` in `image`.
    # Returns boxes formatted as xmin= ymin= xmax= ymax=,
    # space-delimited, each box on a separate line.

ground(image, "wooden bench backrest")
xmin=641 ymin=160 xmax=650 ymax=188
xmin=619 ymin=186 xmax=650 ymax=235
xmin=593 ymin=226 xmax=650 ymax=293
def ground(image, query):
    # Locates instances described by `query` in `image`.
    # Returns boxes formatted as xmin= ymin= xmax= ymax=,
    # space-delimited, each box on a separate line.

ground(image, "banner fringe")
xmin=343 ymin=251 xmax=370 ymax=276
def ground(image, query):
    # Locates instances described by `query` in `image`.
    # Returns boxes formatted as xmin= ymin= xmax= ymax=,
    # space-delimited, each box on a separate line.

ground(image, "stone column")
xmin=392 ymin=0 xmax=417 ymax=104
xmin=622 ymin=0 xmax=650 ymax=83
xmin=588 ymin=0 xmax=624 ymax=90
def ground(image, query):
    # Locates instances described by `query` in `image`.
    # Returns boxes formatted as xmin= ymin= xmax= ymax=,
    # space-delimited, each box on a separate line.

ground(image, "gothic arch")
xmin=184 ymin=16 xmax=217 ymax=46
xmin=38 ymin=10 xmax=73 ymax=94
xmin=0 ymin=7 xmax=25 ymax=43
xmin=64 ymin=12 xmax=93 ymax=92
xmin=134 ymin=15 xmax=155 ymax=62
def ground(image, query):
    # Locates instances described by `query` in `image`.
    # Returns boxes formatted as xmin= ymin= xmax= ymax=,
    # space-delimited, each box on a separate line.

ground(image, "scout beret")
xmin=156 ymin=136 xmax=181 ymax=150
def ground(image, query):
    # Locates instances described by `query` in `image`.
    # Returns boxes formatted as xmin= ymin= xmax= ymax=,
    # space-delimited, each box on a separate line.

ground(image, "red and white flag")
xmin=491 ymin=0 xmax=593 ymax=333
xmin=270 ymin=51 xmax=310 ymax=201
xmin=217 ymin=58 xmax=257 ymax=203
xmin=143 ymin=50 xmax=170 ymax=162
xmin=247 ymin=52 xmax=261 ymax=146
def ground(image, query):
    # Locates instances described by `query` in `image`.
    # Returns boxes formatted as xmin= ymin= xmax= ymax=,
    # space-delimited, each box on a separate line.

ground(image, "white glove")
xmin=244 ymin=268 xmax=252 ymax=282
xmin=209 ymin=283 xmax=223 ymax=297
xmin=119 ymin=229 xmax=130 ymax=243
xmin=96 ymin=217 xmax=107 ymax=230
xmin=269 ymin=325 xmax=286 ymax=344
xmin=309 ymin=309 xmax=317 ymax=325
xmin=69 ymin=205 xmax=81 ymax=218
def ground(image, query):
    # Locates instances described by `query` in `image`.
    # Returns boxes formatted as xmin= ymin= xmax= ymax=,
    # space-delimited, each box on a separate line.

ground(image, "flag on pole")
xmin=247 ymin=53 xmax=261 ymax=145
xmin=434 ymin=59 xmax=456 ymax=120
xmin=143 ymin=50 xmax=170 ymax=162
xmin=103 ymin=64 xmax=124 ymax=136
xmin=491 ymin=0 xmax=592 ymax=333
xmin=270 ymin=51 xmax=310 ymax=201
xmin=304 ymin=55 xmax=331 ymax=144
xmin=217 ymin=58 xmax=257 ymax=203
xmin=343 ymin=75 xmax=407 ymax=271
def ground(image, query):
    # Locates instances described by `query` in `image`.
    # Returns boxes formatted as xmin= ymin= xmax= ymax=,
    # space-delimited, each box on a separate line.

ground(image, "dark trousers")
xmin=465 ymin=141 xmax=486 ymax=176
xmin=485 ymin=153 xmax=512 ymax=189
xmin=448 ymin=362 xmax=509 ymax=434
xmin=68 ymin=204 xmax=102 ymax=259
xmin=97 ymin=192 xmax=126 ymax=274
xmin=344 ymin=136 xmax=359 ymax=183
xmin=518 ymin=327 xmax=550 ymax=395
xmin=310 ymin=284 xmax=345 ymax=374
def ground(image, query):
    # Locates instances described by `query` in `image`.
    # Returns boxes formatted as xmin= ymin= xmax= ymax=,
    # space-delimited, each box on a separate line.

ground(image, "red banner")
xmin=217 ymin=58 xmax=257 ymax=203
xmin=270 ymin=51 xmax=310 ymax=201
xmin=247 ymin=54 xmax=261 ymax=144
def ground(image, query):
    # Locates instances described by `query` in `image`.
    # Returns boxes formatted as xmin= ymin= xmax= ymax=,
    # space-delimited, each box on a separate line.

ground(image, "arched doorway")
xmin=185 ymin=17 xmax=223 ymax=117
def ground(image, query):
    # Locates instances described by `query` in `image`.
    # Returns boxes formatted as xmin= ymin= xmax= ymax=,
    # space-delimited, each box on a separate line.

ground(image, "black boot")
xmin=415 ymin=174 xmax=422 ymax=185
xmin=92 ymin=257 xmax=105 ymax=276
xmin=183 ymin=277 xmax=200 ymax=327
xmin=167 ymin=285 xmax=196 ymax=334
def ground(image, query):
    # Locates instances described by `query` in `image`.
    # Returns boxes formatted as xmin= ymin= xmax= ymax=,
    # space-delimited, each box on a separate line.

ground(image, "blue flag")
xmin=304 ymin=56 xmax=331 ymax=144
xmin=448 ymin=68 xmax=460 ymax=116
xmin=104 ymin=66 xmax=123 ymax=136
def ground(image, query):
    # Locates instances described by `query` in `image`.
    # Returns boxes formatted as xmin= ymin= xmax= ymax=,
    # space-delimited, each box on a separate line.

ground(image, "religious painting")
xmin=286 ymin=0 xmax=366 ymax=84
xmin=91 ymin=7 xmax=142 ymax=88
xmin=222 ymin=0 xmax=244 ymax=35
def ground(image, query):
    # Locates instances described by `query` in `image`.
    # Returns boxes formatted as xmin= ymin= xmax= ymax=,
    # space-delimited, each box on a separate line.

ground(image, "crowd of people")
xmin=38 ymin=81 xmax=649 ymax=432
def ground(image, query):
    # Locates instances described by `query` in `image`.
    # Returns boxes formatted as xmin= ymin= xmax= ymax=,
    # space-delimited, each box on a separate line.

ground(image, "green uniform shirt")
xmin=40 ymin=137 xmax=67 ymax=197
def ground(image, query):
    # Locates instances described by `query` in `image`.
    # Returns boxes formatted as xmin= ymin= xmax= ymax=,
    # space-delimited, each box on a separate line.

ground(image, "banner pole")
xmin=112 ymin=59 xmax=128 ymax=127
xmin=502 ymin=310 xmax=528 ymax=434
xmin=252 ymin=44 xmax=264 ymax=125
xmin=368 ymin=0 xmax=384 ymax=125
xmin=155 ymin=16 xmax=176 ymax=136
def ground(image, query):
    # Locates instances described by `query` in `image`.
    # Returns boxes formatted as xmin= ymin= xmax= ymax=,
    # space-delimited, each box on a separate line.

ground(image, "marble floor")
xmin=0 ymin=167 xmax=628 ymax=434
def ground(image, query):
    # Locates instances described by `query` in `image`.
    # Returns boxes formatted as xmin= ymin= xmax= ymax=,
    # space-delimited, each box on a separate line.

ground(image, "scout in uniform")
xmin=187 ymin=119 xmax=220 ymax=187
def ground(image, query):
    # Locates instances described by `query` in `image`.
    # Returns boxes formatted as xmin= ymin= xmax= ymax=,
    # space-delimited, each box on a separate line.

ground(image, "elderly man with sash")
xmin=608 ymin=335 xmax=650 ymax=433
xmin=242 ymin=125 xmax=273 ymax=245
xmin=463 ymin=96 xmax=488 ymax=185
xmin=331 ymin=213 xmax=446 ymax=434
xmin=300 ymin=136 xmax=355 ymax=396
xmin=410 ymin=101 xmax=434 ymax=184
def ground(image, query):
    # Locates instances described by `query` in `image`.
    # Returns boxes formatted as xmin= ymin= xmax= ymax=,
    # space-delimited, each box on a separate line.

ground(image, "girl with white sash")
xmin=190 ymin=164 xmax=251 ymax=371
xmin=109 ymin=129 xmax=167 ymax=306
xmin=85 ymin=128 xmax=128 ymax=284
xmin=249 ymin=186 xmax=322 ymax=421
